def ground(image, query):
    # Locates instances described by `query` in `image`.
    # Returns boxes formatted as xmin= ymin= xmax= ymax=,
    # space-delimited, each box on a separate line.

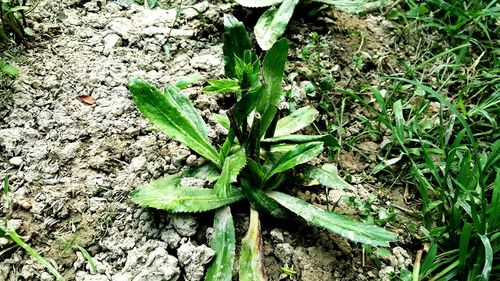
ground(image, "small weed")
xmin=128 ymin=14 xmax=396 ymax=280
xmin=58 ymin=235 xmax=96 ymax=274
xmin=0 ymin=177 xmax=64 ymax=280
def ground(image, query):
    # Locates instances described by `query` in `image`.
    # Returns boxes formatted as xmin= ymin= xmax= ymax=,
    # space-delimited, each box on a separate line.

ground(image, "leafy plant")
xmin=128 ymin=14 xmax=396 ymax=279
xmin=0 ymin=177 xmax=64 ymax=281
xmin=0 ymin=0 xmax=37 ymax=43
xmin=58 ymin=235 xmax=96 ymax=274
xmin=234 ymin=0 xmax=386 ymax=50
xmin=0 ymin=56 xmax=18 ymax=78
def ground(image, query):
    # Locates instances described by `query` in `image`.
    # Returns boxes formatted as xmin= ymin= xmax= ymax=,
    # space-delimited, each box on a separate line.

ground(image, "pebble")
xmin=8 ymin=157 xmax=23 ymax=166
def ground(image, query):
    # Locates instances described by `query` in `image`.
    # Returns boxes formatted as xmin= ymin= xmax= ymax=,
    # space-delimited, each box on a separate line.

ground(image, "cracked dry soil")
xmin=1 ymin=1 xmax=415 ymax=280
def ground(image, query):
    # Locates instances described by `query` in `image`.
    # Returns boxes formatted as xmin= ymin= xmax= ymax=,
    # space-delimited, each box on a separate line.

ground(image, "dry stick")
xmin=413 ymin=249 xmax=424 ymax=281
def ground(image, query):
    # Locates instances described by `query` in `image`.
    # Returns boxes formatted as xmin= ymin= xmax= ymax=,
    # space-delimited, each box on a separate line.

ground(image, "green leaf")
xmin=203 ymin=79 xmax=241 ymax=93
xmin=1 ymin=63 xmax=18 ymax=77
xmin=182 ymin=163 xmax=220 ymax=184
xmin=205 ymin=206 xmax=236 ymax=281
xmin=131 ymin=174 xmax=244 ymax=213
xmin=240 ymin=178 xmax=291 ymax=219
xmin=223 ymin=14 xmax=251 ymax=78
xmin=393 ymin=99 xmax=405 ymax=143
xmin=256 ymin=39 xmax=289 ymax=136
xmin=235 ymin=0 xmax=283 ymax=8
xmin=0 ymin=221 xmax=64 ymax=281
xmin=239 ymin=208 xmax=266 ymax=281
xmin=214 ymin=149 xmax=247 ymax=197
xmin=268 ymin=191 xmax=397 ymax=247
xmin=74 ymin=245 xmax=97 ymax=274
xmin=213 ymin=114 xmax=230 ymax=130
xmin=254 ymin=0 xmax=299 ymax=50
xmin=478 ymin=234 xmax=493 ymax=281
xmin=262 ymin=134 xmax=339 ymax=147
xmin=129 ymin=78 xmax=220 ymax=166
xmin=175 ymin=75 xmax=203 ymax=90
xmin=274 ymin=106 xmax=319 ymax=136
xmin=265 ymin=142 xmax=323 ymax=181
xmin=302 ymin=164 xmax=353 ymax=190
xmin=311 ymin=0 xmax=386 ymax=14
xmin=147 ymin=0 xmax=158 ymax=8
xmin=166 ymin=85 xmax=209 ymax=138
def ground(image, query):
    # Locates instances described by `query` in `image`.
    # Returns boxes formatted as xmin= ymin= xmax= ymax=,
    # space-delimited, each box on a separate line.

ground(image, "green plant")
xmin=0 ymin=0 xmax=37 ymax=43
xmin=128 ymin=14 xmax=396 ymax=280
xmin=0 ymin=56 xmax=18 ymax=79
xmin=0 ymin=176 xmax=64 ymax=281
xmin=234 ymin=0 xmax=386 ymax=50
xmin=343 ymin=81 xmax=499 ymax=280
xmin=58 ymin=235 xmax=96 ymax=274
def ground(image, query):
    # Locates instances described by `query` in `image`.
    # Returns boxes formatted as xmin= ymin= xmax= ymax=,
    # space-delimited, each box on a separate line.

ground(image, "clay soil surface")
xmin=1 ymin=1 xmax=418 ymax=280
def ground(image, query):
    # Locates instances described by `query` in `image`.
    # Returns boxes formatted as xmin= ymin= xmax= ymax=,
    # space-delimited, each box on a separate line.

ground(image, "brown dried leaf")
xmin=77 ymin=95 xmax=96 ymax=105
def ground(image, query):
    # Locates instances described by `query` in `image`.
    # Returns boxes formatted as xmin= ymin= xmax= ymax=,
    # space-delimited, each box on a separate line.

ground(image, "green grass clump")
xmin=342 ymin=0 xmax=500 ymax=280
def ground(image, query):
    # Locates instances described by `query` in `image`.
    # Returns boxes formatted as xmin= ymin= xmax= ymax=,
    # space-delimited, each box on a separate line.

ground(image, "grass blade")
xmin=239 ymin=208 xmax=266 ymax=281
xmin=1 ymin=223 xmax=63 ymax=281
xmin=268 ymin=191 xmax=397 ymax=247
xmin=478 ymin=234 xmax=493 ymax=281
xmin=205 ymin=206 xmax=236 ymax=281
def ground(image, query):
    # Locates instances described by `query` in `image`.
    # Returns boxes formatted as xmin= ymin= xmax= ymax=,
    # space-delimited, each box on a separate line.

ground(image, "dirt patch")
xmin=1 ymin=1 xmax=416 ymax=280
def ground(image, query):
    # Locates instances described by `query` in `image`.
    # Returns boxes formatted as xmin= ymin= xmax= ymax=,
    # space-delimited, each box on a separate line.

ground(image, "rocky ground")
xmin=0 ymin=1 xmax=416 ymax=280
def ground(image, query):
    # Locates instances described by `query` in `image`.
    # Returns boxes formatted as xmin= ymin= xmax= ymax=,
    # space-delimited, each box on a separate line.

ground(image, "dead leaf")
xmin=77 ymin=95 xmax=96 ymax=105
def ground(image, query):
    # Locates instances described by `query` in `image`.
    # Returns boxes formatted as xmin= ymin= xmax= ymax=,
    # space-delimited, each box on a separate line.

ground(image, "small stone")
xmin=9 ymin=156 xmax=23 ymax=166
xmin=185 ymin=155 xmax=197 ymax=166
xmin=103 ymin=33 xmax=122 ymax=49
xmin=177 ymin=241 xmax=215 ymax=281
xmin=171 ymin=214 xmax=198 ymax=237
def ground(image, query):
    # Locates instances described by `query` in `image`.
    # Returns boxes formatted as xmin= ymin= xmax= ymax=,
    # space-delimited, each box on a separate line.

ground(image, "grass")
xmin=333 ymin=0 xmax=500 ymax=280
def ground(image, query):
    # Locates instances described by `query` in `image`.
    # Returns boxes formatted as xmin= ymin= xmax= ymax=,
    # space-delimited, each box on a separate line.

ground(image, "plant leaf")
xmin=1 ymin=63 xmax=19 ymax=77
xmin=205 ymin=206 xmax=236 ymax=281
xmin=235 ymin=0 xmax=283 ymax=8
xmin=182 ymin=163 xmax=220 ymax=184
xmin=265 ymin=142 xmax=323 ymax=181
xmin=302 ymin=164 xmax=353 ymax=190
xmin=262 ymin=134 xmax=339 ymax=147
xmin=214 ymin=149 xmax=247 ymax=197
xmin=203 ymin=79 xmax=241 ymax=93
xmin=240 ymin=178 xmax=291 ymax=219
xmin=311 ymin=0 xmax=386 ymax=14
xmin=239 ymin=208 xmax=266 ymax=281
xmin=254 ymin=0 xmax=299 ymax=50
xmin=0 ymin=221 xmax=64 ymax=281
xmin=131 ymin=174 xmax=244 ymax=213
xmin=167 ymin=85 xmax=209 ymax=138
xmin=268 ymin=191 xmax=397 ymax=247
xmin=223 ymin=14 xmax=252 ymax=78
xmin=129 ymin=78 xmax=220 ymax=166
xmin=213 ymin=114 xmax=230 ymax=130
xmin=256 ymin=39 xmax=289 ymax=136
xmin=274 ymin=106 xmax=319 ymax=136
xmin=175 ymin=75 xmax=203 ymax=90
